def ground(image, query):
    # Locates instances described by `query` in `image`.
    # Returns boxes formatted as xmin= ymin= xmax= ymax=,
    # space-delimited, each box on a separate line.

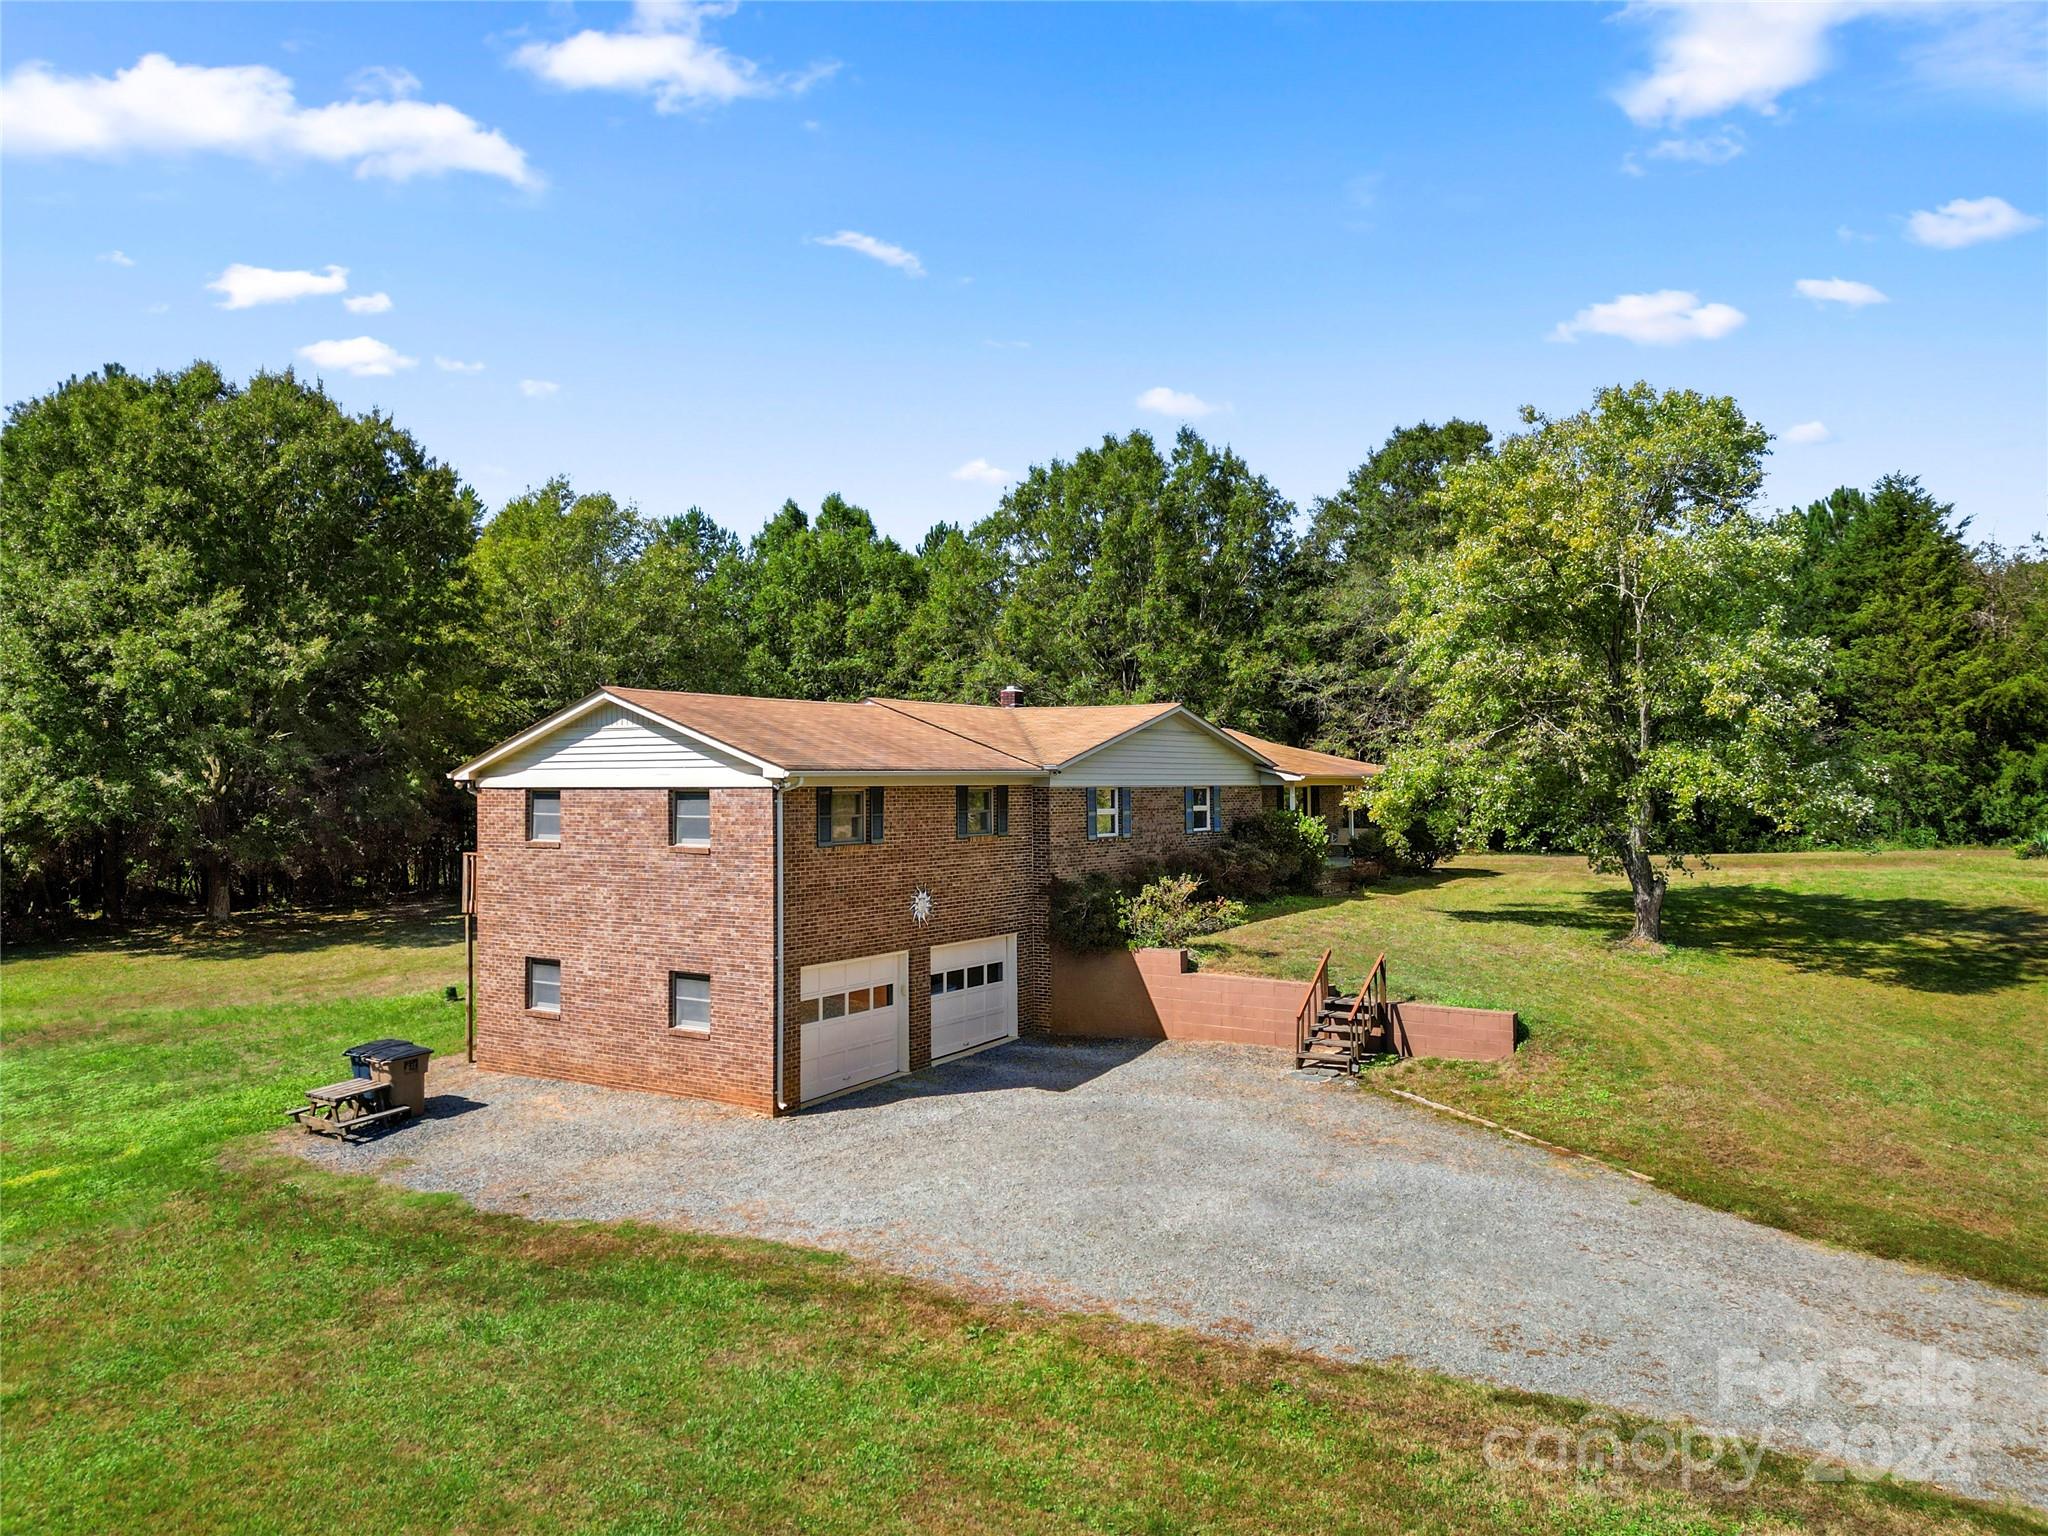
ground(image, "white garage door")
xmin=799 ymin=950 xmax=907 ymax=1103
xmin=929 ymin=933 xmax=1017 ymax=1061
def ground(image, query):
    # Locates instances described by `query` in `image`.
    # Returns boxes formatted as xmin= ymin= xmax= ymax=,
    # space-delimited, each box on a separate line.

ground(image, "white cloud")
xmin=435 ymin=356 xmax=486 ymax=373
xmin=1615 ymin=3 xmax=2048 ymax=127
xmin=982 ymin=339 xmax=1032 ymax=351
xmin=519 ymin=378 xmax=559 ymax=398
xmin=209 ymin=262 xmax=348 ymax=309
xmin=347 ymin=65 xmax=421 ymax=100
xmin=343 ymin=291 xmax=393 ymax=314
xmin=1652 ymin=127 xmax=1746 ymax=165
xmin=1549 ymin=289 xmax=1746 ymax=345
xmin=1795 ymin=276 xmax=1888 ymax=307
xmin=98 ymin=248 xmax=135 ymax=266
xmin=297 ymin=336 xmax=417 ymax=377
xmin=950 ymin=457 xmax=1012 ymax=486
xmin=0 ymin=53 xmax=537 ymax=187
xmin=1905 ymin=195 xmax=2043 ymax=249
xmin=513 ymin=1 xmax=836 ymax=114
xmin=1135 ymin=386 xmax=1220 ymax=419
xmin=809 ymin=229 xmax=924 ymax=277
xmin=1615 ymin=1 xmax=1858 ymax=127
xmin=1782 ymin=420 xmax=1831 ymax=444
xmin=1904 ymin=6 xmax=2047 ymax=104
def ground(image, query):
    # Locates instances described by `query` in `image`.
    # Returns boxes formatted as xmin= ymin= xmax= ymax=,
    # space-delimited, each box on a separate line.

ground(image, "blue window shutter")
xmin=1084 ymin=791 xmax=1097 ymax=841
xmin=867 ymin=786 xmax=884 ymax=844
xmin=1183 ymin=787 xmax=1194 ymax=832
xmin=1211 ymin=785 xmax=1221 ymax=832
xmin=816 ymin=788 xmax=833 ymax=845
xmin=955 ymin=786 xmax=969 ymax=838
xmin=1118 ymin=787 xmax=1133 ymax=839
xmin=994 ymin=785 xmax=1009 ymax=836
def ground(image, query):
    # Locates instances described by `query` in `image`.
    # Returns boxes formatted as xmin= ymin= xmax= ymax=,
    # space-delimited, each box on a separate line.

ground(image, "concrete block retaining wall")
xmin=1049 ymin=946 xmax=1516 ymax=1062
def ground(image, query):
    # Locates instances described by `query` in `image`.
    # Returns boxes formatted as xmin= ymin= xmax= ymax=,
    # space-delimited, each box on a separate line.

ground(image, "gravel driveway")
xmin=293 ymin=1039 xmax=2047 ymax=1509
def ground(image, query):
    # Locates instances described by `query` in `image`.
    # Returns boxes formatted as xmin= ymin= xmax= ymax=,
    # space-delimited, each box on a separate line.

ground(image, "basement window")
xmin=526 ymin=958 xmax=561 ymax=1012
xmin=670 ymin=972 xmax=710 ymax=1033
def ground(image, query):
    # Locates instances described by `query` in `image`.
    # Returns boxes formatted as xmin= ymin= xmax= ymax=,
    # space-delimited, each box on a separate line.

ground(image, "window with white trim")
xmin=670 ymin=971 xmax=711 ymax=1032
xmin=1091 ymin=787 xmax=1121 ymax=839
xmin=1186 ymin=786 xmax=1214 ymax=833
xmin=671 ymin=789 xmax=710 ymax=847
xmin=526 ymin=790 xmax=561 ymax=842
xmin=963 ymin=787 xmax=994 ymax=836
xmin=526 ymin=957 xmax=561 ymax=1012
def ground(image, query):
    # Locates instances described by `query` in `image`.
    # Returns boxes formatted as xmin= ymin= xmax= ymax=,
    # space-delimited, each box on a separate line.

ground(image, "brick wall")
xmin=473 ymin=786 xmax=777 ymax=1111
xmin=1048 ymin=945 xmax=1518 ymax=1063
xmin=781 ymin=783 xmax=1050 ymax=1107
xmin=1047 ymin=785 xmax=1265 ymax=883
xmin=1050 ymin=946 xmax=1305 ymax=1048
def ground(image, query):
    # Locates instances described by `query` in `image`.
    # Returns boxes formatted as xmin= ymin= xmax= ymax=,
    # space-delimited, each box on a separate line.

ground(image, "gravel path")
xmin=292 ymin=1039 xmax=2047 ymax=1510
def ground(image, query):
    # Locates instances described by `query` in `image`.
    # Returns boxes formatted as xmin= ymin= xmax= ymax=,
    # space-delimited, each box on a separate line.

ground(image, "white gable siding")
xmin=1057 ymin=712 xmax=1267 ymax=787
xmin=473 ymin=703 xmax=765 ymax=788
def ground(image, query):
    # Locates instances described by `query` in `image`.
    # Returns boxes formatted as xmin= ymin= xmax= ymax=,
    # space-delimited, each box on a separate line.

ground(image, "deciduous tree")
xmin=1368 ymin=383 xmax=1857 ymax=943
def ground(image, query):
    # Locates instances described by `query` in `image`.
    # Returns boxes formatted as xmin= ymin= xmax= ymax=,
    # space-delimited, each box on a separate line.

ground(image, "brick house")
xmin=451 ymin=687 xmax=1379 ymax=1113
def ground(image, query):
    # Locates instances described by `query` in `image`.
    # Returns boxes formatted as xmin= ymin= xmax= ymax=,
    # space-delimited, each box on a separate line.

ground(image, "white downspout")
xmin=773 ymin=782 xmax=788 ymax=1112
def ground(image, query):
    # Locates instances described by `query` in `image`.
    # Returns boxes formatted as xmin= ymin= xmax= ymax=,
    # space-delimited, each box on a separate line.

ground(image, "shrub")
xmin=1203 ymin=808 xmax=1327 ymax=900
xmin=2017 ymin=831 xmax=2048 ymax=861
xmin=1050 ymin=873 xmax=1129 ymax=951
xmin=1119 ymin=873 xmax=1248 ymax=949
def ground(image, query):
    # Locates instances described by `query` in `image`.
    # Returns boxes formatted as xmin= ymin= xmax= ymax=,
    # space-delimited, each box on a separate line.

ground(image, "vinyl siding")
xmin=474 ymin=703 xmax=766 ymax=788
xmin=1057 ymin=712 xmax=1268 ymax=787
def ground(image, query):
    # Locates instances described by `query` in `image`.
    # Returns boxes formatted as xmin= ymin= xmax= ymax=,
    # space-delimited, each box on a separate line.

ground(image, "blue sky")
xmin=4 ymin=1 xmax=2044 ymax=544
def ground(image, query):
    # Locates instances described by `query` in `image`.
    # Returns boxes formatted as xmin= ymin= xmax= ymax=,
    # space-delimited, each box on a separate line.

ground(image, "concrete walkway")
xmin=292 ymin=1039 xmax=2047 ymax=1510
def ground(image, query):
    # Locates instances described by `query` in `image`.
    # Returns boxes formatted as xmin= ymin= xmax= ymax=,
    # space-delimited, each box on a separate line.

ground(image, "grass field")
xmin=1202 ymin=849 xmax=2048 ymax=1295
xmin=3 ymin=881 xmax=2043 ymax=1534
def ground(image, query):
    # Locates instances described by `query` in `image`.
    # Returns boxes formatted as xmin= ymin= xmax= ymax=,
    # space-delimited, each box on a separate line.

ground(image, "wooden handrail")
xmin=1294 ymin=949 xmax=1332 ymax=1059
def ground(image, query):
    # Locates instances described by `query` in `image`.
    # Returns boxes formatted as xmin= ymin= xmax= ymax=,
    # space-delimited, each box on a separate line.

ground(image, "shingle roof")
xmin=1221 ymin=729 xmax=1381 ymax=780
xmin=607 ymin=688 xmax=1041 ymax=773
xmin=459 ymin=687 xmax=1305 ymax=780
xmin=865 ymin=697 xmax=1186 ymax=768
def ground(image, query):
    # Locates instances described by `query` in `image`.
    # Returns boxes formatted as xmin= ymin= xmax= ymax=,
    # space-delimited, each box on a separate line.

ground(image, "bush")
xmin=2017 ymin=831 xmax=2048 ymax=861
xmin=1200 ymin=808 xmax=1327 ymax=900
xmin=1119 ymin=873 xmax=1248 ymax=949
xmin=1050 ymin=873 xmax=1129 ymax=951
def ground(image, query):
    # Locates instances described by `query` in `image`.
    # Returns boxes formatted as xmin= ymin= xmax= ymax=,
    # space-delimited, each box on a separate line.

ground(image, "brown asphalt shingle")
xmin=1221 ymin=728 xmax=1380 ymax=779
xmin=608 ymin=688 xmax=1042 ymax=773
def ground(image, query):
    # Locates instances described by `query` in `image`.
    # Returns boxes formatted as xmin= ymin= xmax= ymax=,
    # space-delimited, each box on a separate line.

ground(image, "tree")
xmin=1283 ymin=419 xmax=1493 ymax=760
xmin=739 ymin=495 xmax=922 ymax=699
xmin=1367 ymin=383 xmax=1856 ymax=943
xmin=1 ymin=362 xmax=477 ymax=919
xmin=468 ymin=480 xmax=748 ymax=740
xmin=972 ymin=428 xmax=1296 ymax=721
xmin=1789 ymin=477 xmax=2040 ymax=843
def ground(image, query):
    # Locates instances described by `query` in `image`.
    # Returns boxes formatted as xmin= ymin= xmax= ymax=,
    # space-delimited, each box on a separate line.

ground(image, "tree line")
xmin=3 ymin=362 xmax=2042 ymax=930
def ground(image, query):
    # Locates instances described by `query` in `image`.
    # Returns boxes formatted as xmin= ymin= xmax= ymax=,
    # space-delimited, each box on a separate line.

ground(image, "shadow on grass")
xmin=8 ymin=903 xmax=462 ymax=965
xmin=1446 ymin=884 xmax=2048 ymax=994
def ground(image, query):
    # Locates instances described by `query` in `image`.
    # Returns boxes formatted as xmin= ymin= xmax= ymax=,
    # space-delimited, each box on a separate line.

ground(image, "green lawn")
xmin=3 ymin=900 xmax=2042 ymax=1534
xmin=1201 ymin=849 xmax=2048 ymax=1295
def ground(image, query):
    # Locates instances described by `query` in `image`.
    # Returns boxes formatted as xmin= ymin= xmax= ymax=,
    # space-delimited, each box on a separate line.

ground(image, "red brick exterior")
xmin=1047 ymin=785 xmax=1265 ymax=882
xmin=472 ymin=787 xmax=777 ymax=1112
xmin=472 ymin=775 xmax=1300 ymax=1114
xmin=780 ymin=784 xmax=1050 ymax=1107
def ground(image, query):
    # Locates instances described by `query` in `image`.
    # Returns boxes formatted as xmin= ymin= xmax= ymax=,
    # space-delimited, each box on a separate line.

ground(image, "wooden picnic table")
xmin=286 ymin=1078 xmax=411 ymax=1138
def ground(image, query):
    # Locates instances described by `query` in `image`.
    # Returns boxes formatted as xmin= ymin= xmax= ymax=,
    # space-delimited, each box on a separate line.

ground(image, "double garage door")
xmin=798 ymin=932 xmax=1016 ymax=1104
